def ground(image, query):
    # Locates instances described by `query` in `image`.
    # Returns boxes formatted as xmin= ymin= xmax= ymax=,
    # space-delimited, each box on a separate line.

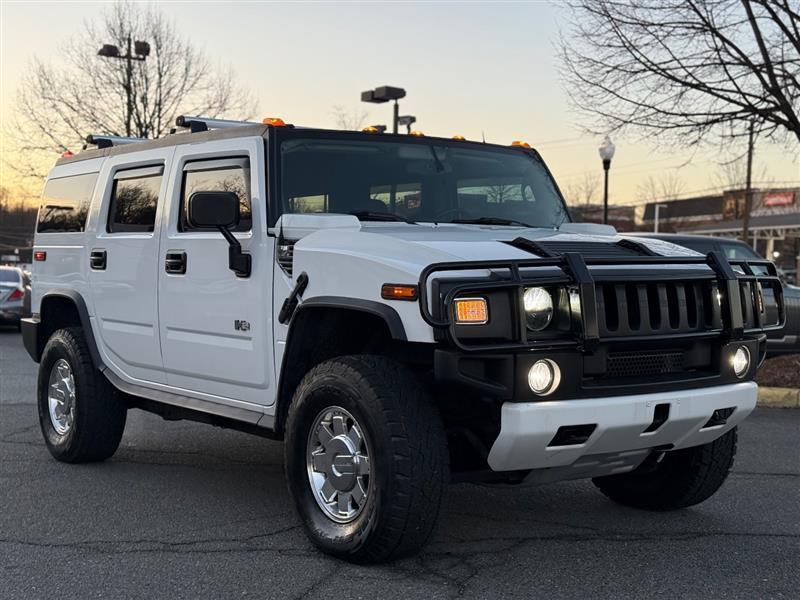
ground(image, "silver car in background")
xmin=0 ymin=266 xmax=31 ymax=330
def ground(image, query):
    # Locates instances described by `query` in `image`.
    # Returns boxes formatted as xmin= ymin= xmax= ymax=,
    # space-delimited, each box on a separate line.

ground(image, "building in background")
xmin=642 ymin=187 xmax=800 ymax=282
xmin=568 ymin=203 xmax=636 ymax=232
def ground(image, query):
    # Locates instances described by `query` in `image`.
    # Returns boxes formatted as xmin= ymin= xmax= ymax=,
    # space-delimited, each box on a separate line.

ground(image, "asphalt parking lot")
xmin=1 ymin=328 xmax=798 ymax=599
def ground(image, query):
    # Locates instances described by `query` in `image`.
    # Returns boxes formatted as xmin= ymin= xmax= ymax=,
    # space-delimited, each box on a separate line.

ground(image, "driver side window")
xmin=180 ymin=158 xmax=252 ymax=232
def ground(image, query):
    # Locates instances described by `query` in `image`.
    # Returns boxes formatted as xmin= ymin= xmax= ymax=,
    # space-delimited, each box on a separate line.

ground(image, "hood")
xmin=359 ymin=223 xmax=699 ymax=260
xmin=294 ymin=221 xmax=701 ymax=277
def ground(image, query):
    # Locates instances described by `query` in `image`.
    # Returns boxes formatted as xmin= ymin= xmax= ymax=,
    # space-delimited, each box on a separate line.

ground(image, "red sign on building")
xmin=762 ymin=191 xmax=795 ymax=207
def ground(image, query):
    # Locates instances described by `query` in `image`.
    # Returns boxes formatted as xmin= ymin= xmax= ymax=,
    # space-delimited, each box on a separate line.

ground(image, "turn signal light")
xmin=511 ymin=140 xmax=531 ymax=148
xmin=262 ymin=117 xmax=286 ymax=126
xmin=381 ymin=284 xmax=418 ymax=301
xmin=454 ymin=298 xmax=489 ymax=324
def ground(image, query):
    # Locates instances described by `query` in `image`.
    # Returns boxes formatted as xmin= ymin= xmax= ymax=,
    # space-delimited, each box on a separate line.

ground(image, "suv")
xmin=22 ymin=117 xmax=785 ymax=563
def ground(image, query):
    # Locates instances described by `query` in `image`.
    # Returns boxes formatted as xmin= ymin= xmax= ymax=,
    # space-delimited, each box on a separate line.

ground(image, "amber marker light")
xmin=511 ymin=140 xmax=531 ymax=148
xmin=452 ymin=135 xmax=466 ymax=141
xmin=454 ymin=298 xmax=489 ymax=324
xmin=262 ymin=117 xmax=286 ymax=126
xmin=362 ymin=126 xmax=380 ymax=134
xmin=381 ymin=284 xmax=418 ymax=301
xmin=409 ymin=130 xmax=425 ymax=137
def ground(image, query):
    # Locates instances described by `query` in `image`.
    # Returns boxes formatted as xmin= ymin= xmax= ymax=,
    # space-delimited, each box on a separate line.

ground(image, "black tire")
xmin=284 ymin=355 xmax=448 ymax=563
xmin=37 ymin=327 xmax=127 ymax=463
xmin=593 ymin=428 xmax=738 ymax=510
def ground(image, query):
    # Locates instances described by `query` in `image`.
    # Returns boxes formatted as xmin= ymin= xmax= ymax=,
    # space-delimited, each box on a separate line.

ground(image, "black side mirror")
xmin=187 ymin=191 xmax=251 ymax=278
xmin=187 ymin=191 xmax=240 ymax=229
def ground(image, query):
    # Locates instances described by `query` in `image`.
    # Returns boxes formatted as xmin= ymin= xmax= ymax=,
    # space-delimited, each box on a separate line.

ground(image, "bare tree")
xmin=562 ymin=172 xmax=601 ymax=207
xmin=559 ymin=1 xmax=800 ymax=146
xmin=636 ymin=172 xmax=686 ymax=204
xmin=331 ymin=105 xmax=369 ymax=131
xmin=6 ymin=1 xmax=256 ymax=180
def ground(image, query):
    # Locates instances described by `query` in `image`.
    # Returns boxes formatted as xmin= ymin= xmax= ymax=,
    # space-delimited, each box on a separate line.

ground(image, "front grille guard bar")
xmin=417 ymin=251 xmax=786 ymax=352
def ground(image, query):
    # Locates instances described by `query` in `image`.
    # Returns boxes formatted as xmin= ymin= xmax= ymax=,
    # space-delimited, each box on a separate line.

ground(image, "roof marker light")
xmin=410 ymin=130 xmax=425 ymax=137
xmin=61 ymin=150 xmax=74 ymax=158
xmin=452 ymin=135 xmax=466 ymax=141
xmin=362 ymin=126 xmax=381 ymax=134
xmin=511 ymin=140 xmax=531 ymax=148
xmin=262 ymin=117 xmax=286 ymax=126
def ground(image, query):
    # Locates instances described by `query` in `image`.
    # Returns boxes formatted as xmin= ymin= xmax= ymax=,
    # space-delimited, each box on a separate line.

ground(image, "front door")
xmin=157 ymin=137 xmax=275 ymax=408
xmin=88 ymin=149 xmax=174 ymax=383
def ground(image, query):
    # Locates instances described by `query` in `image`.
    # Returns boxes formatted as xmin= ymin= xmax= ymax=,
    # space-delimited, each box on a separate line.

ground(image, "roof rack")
xmin=174 ymin=116 xmax=260 ymax=133
xmin=85 ymin=134 xmax=146 ymax=149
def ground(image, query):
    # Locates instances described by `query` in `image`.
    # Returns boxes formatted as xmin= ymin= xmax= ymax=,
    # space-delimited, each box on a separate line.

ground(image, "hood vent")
xmin=505 ymin=237 xmax=658 ymax=259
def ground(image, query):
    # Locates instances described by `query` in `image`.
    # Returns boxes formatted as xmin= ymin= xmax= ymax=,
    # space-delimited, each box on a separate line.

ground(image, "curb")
xmin=757 ymin=387 xmax=800 ymax=408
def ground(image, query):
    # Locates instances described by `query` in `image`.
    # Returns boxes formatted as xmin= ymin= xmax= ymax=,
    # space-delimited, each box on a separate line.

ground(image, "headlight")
xmin=523 ymin=287 xmax=553 ymax=331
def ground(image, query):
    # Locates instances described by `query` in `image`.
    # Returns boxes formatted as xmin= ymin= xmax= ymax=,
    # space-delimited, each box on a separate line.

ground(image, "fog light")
xmin=732 ymin=346 xmax=750 ymax=378
xmin=528 ymin=359 xmax=561 ymax=396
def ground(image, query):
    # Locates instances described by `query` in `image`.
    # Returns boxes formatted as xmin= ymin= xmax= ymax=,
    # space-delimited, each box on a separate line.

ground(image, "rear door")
xmin=157 ymin=137 xmax=275 ymax=408
xmin=88 ymin=149 xmax=173 ymax=383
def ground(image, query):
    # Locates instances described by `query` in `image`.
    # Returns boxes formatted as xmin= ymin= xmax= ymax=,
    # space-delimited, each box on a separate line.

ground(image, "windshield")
xmin=279 ymin=137 xmax=569 ymax=228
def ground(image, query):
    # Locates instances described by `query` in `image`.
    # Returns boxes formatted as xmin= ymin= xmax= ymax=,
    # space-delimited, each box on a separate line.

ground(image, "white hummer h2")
xmin=23 ymin=117 xmax=785 ymax=563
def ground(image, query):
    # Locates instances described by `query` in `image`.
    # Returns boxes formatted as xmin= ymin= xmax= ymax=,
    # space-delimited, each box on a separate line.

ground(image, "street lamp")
xmin=98 ymin=37 xmax=150 ymax=137
xmin=654 ymin=203 xmax=668 ymax=233
xmin=361 ymin=86 xmax=406 ymax=134
xmin=598 ymin=135 xmax=616 ymax=225
xmin=397 ymin=115 xmax=416 ymax=134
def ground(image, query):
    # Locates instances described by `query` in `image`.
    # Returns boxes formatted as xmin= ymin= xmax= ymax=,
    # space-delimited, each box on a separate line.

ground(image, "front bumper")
xmin=487 ymin=381 xmax=757 ymax=473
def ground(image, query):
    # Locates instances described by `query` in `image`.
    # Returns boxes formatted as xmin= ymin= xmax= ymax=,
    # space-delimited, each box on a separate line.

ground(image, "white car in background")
xmin=0 ymin=266 xmax=31 ymax=330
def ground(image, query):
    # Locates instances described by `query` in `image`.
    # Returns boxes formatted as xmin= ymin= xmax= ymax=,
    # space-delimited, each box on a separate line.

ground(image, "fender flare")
xmin=27 ymin=289 xmax=104 ymax=369
xmin=295 ymin=296 xmax=407 ymax=341
xmin=273 ymin=296 xmax=408 ymax=434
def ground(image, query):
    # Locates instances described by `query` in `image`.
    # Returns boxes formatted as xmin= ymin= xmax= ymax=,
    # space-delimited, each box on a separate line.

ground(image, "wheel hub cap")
xmin=306 ymin=407 xmax=371 ymax=523
xmin=48 ymin=358 xmax=75 ymax=436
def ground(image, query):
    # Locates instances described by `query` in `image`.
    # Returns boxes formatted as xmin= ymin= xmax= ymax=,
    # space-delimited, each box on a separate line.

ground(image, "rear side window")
xmin=36 ymin=173 xmax=98 ymax=233
xmin=180 ymin=158 xmax=251 ymax=232
xmin=107 ymin=166 xmax=163 ymax=233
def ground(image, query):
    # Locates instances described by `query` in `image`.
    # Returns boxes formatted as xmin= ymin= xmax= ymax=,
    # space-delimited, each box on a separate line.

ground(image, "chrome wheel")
xmin=48 ymin=358 xmax=76 ymax=436
xmin=306 ymin=406 xmax=371 ymax=523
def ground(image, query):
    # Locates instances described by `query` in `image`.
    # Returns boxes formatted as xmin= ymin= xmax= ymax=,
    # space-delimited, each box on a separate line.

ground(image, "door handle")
xmin=165 ymin=251 xmax=187 ymax=275
xmin=90 ymin=249 xmax=107 ymax=270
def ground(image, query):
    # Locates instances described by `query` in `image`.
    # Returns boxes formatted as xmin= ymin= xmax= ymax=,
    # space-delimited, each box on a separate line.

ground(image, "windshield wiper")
xmin=449 ymin=216 xmax=533 ymax=228
xmin=350 ymin=211 xmax=416 ymax=224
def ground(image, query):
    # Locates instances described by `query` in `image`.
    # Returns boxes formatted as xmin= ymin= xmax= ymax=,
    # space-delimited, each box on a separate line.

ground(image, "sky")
xmin=1 ymin=0 xmax=798 ymax=209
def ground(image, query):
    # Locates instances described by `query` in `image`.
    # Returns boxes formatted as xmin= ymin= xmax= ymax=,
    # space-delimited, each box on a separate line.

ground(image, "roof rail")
xmin=85 ymin=134 xmax=146 ymax=149
xmin=175 ymin=116 xmax=259 ymax=133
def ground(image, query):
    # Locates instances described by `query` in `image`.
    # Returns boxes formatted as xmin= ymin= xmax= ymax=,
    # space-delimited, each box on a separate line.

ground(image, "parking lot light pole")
xmin=654 ymin=203 xmax=668 ymax=232
xmin=397 ymin=115 xmax=416 ymax=134
xmin=598 ymin=136 xmax=615 ymax=225
xmin=98 ymin=37 xmax=150 ymax=137
xmin=361 ymin=86 xmax=407 ymax=134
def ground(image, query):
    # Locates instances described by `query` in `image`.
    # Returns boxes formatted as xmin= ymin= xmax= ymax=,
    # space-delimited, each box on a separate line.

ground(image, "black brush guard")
xmin=417 ymin=251 xmax=785 ymax=352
